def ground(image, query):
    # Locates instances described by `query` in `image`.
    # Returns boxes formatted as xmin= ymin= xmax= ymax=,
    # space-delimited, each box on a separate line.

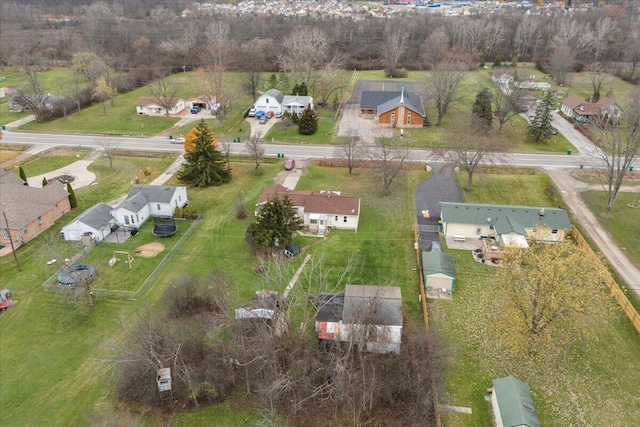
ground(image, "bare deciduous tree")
xmin=148 ymin=77 xmax=181 ymax=119
xmin=433 ymin=119 xmax=507 ymax=191
xmin=549 ymin=45 xmax=576 ymax=86
xmin=587 ymin=64 xmax=609 ymax=103
xmin=425 ymin=60 xmax=467 ymax=126
xmin=487 ymin=74 xmax=528 ymax=131
xmin=334 ymin=133 xmax=361 ymax=174
xmin=98 ymin=136 xmax=119 ymax=170
xmin=421 ymin=26 xmax=450 ymax=69
xmin=278 ymin=27 xmax=342 ymax=95
xmin=383 ymin=25 xmax=409 ymax=75
xmin=245 ymin=131 xmax=265 ymax=170
xmin=593 ymin=91 xmax=640 ymax=215
xmin=219 ymin=140 xmax=232 ymax=169
xmin=367 ymin=136 xmax=411 ymax=193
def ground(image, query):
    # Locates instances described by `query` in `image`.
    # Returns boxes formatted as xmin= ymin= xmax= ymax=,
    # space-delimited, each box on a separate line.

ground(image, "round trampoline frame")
xmin=152 ymin=217 xmax=178 ymax=237
xmin=58 ymin=264 xmax=97 ymax=288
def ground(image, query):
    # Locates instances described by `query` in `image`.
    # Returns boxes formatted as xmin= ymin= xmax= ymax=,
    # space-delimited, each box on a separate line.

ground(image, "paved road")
xmin=1 ymin=123 xmax=638 ymax=297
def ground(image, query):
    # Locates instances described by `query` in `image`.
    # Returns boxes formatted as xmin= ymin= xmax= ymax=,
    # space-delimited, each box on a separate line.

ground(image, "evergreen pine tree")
xmin=292 ymin=82 xmax=308 ymax=96
xmin=269 ymin=74 xmax=278 ymax=89
xmin=18 ymin=166 xmax=28 ymax=185
xmin=471 ymin=88 xmax=493 ymax=133
xmin=66 ymin=182 xmax=78 ymax=208
xmin=290 ymin=111 xmax=299 ymax=124
xmin=42 ymin=177 xmax=48 ymax=187
xmin=178 ymin=120 xmax=231 ymax=187
xmin=297 ymin=105 xmax=318 ymax=135
xmin=246 ymin=194 xmax=303 ymax=252
xmin=527 ymin=91 xmax=555 ymax=141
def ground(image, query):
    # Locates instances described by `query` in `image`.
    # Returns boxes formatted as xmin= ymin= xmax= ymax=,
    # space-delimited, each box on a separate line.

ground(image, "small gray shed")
xmin=422 ymin=251 xmax=456 ymax=292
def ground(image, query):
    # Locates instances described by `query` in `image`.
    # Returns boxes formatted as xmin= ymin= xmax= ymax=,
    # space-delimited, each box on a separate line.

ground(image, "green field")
xmin=582 ymin=190 xmax=640 ymax=268
xmin=432 ymin=171 xmax=640 ymax=427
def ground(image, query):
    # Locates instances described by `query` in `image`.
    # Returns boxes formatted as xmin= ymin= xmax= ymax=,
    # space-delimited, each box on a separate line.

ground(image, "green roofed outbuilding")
xmin=490 ymin=375 xmax=541 ymax=427
xmin=422 ymin=251 xmax=456 ymax=292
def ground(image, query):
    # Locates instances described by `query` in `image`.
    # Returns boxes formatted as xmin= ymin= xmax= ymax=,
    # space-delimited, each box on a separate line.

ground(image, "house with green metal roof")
xmin=440 ymin=202 xmax=571 ymax=248
xmin=490 ymin=375 xmax=541 ymax=427
xmin=422 ymin=251 xmax=456 ymax=292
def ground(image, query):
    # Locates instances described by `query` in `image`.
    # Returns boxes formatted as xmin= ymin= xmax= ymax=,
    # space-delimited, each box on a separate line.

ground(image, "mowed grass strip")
xmin=432 ymin=172 xmax=640 ymax=427
xmin=13 ymin=147 xmax=93 ymax=176
xmin=582 ymin=190 xmax=640 ymax=268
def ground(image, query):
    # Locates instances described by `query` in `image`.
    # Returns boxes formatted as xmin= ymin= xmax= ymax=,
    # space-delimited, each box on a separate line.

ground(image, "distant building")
xmin=135 ymin=96 xmax=186 ymax=116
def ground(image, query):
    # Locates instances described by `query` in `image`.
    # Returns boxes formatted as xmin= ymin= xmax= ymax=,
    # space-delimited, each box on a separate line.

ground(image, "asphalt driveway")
xmin=415 ymin=163 xmax=463 ymax=251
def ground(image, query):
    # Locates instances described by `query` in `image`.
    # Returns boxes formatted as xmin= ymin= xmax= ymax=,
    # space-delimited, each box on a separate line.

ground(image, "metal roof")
xmin=440 ymin=202 xmax=571 ymax=234
xmin=342 ymin=285 xmax=403 ymax=327
xmin=422 ymin=251 xmax=456 ymax=278
xmin=492 ymin=376 xmax=541 ymax=427
xmin=264 ymin=89 xmax=284 ymax=103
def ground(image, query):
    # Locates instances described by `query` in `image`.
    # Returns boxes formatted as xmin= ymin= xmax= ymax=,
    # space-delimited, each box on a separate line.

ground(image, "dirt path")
xmin=545 ymin=168 xmax=640 ymax=297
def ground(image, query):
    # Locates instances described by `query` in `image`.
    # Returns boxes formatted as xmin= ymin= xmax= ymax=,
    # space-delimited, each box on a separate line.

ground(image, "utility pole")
xmin=1 ymin=204 xmax=22 ymax=272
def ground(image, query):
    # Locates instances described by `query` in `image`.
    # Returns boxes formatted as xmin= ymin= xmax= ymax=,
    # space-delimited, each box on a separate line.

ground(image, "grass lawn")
xmin=431 ymin=172 xmax=640 ymax=427
xmin=456 ymin=167 xmax=564 ymax=207
xmin=11 ymin=147 xmax=92 ymax=176
xmin=264 ymin=108 xmax=338 ymax=144
xmin=581 ymin=190 xmax=640 ymax=268
xmin=0 ymin=143 xmax=29 ymax=163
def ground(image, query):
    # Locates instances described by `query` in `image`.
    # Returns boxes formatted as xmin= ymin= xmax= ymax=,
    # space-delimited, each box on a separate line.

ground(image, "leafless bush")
xmin=163 ymin=273 xmax=231 ymax=318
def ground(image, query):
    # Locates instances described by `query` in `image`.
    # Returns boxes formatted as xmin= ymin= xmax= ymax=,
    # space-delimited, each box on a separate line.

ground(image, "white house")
xmin=61 ymin=203 xmax=115 ymax=242
xmin=253 ymin=89 xmax=314 ymax=115
xmin=253 ymin=89 xmax=285 ymax=114
xmin=282 ymin=95 xmax=314 ymax=115
xmin=315 ymin=285 xmax=403 ymax=354
xmin=257 ymin=185 xmax=360 ymax=234
xmin=440 ymin=202 xmax=571 ymax=248
xmin=111 ymin=185 xmax=188 ymax=228
xmin=135 ymin=96 xmax=186 ymax=116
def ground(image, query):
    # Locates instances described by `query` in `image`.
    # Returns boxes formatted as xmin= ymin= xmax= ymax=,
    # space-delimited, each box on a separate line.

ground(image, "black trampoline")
xmin=58 ymin=264 xmax=97 ymax=288
xmin=152 ymin=217 xmax=178 ymax=237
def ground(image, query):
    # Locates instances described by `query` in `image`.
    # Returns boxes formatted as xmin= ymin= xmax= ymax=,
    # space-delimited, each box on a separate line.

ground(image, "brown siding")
xmin=379 ymin=106 xmax=424 ymax=128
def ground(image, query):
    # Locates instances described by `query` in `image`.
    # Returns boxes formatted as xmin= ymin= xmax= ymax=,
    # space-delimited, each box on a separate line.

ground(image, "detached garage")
xmin=422 ymin=251 xmax=456 ymax=292
xmin=490 ymin=375 xmax=540 ymax=427
xmin=61 ymin=203 xmax=114 ymax=242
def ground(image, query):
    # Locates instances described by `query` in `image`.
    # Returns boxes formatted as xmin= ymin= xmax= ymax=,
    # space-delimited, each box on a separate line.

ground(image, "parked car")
xmin=266 ymin=111 xmax=275 ymax=119
xmin=275 ymin=111 xmax=282 ymax=118
xmin=190 ymin=105 xmax=201 ymax=114
xmin=172 ymin=136 xmax=185 ymax=144
xmin=285 ymin=158 xmax=296 ymax=170
xmin=259 ymin=116 xmax=267 ymax=124
xmin=248 ymin=108 xmax=256 ymax=117
xmin=255 ymin=110 xmax=265 ymax=119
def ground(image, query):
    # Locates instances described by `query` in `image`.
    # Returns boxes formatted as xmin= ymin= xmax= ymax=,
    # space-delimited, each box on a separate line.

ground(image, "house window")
xmin=343 ymin=216 xmax=347 ymax=223
xmin=124 ymin=216 xmax=130 ymax=225
xmin=552 ymin=229 xmax=558 ymax=234
xmin=22 ymin=226 xmax=28 ymax=235
xmin=130 ymin=215 xmax=135 ymax=224
xmin=178 ymin=195 xmax=181 ymax=201
xmin=266 ymin=99 xmax=269 ymax=103
xmin=136 ymin=214 xmax=139 ymax=223
xmin=391 ymin=111 xmax=395 ymax=124
xmin=310 ymin=219 xmax=317 ymax=224
xmin=38 ymin=216 xmax=43 ymax=225
xmin=157 ymin=204 xmax=161 ymax=211
xmin=335 ymin=216 xmax=338 ymax=221
xmin=1 ymin=228 xmax=8 ymax=238
xmin=407 ymin=112 xmax=411 ymax=124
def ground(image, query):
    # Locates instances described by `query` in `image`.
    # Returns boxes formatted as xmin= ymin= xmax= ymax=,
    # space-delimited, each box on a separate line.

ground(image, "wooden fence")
xmin=572 ymin=226 xmax=640 ymax=335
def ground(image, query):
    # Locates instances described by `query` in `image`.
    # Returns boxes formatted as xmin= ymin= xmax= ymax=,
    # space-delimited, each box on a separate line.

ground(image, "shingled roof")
xmin=257 ymin=185 xmax=360 ymax=216
xmin=376 ymin=88 xmax=425 ymax=116
xmin=440 ymin=202 xmax=571 ymax=235
xmin=360 ymin=91 xmax=400 ymax=110
xmin=73 ymin=203 xmax=114 ymax=230
xmin=0 ymin=171 xmax=69 ymax=228
xmin=116 ymin=185 xmax=183 ymax=212
xmin=135 ymin=96 xmax=182 ymax=108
